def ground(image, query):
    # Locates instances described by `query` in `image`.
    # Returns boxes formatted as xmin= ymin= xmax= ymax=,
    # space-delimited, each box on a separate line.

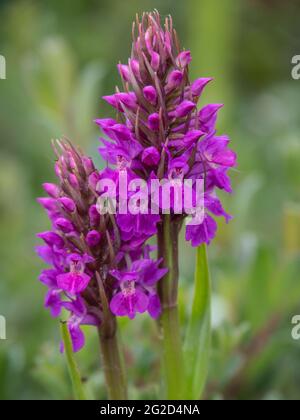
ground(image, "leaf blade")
xmin=183 ymin=244 xmax=211 ymax=399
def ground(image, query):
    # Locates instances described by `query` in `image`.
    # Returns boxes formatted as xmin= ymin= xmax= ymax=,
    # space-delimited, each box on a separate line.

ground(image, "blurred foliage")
xmin=0 ymin=0 xmax=300 ymax=400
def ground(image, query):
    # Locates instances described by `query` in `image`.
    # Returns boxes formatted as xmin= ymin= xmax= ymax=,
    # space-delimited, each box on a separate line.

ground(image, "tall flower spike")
xmin=37 ymin=140 xmax=113 ymax=351
xmin=36 ymin=139 xmax=166 ymax=353
xmin=97 ymin=10 xmax=237 ymax=247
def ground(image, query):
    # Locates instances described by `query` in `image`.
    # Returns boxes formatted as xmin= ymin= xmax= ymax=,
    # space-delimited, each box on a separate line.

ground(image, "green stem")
xmin=98 ymin=319 xmax=127 ymax=400
xmin=158 ymin=214 xmax=185 ymax=400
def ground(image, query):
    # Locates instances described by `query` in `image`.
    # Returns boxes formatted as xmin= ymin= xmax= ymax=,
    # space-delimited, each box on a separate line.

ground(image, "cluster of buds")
xmin=96 ymin=11 xmax=236 ymax=246
xmin=36 ymin=140 xmax=166 ymax=351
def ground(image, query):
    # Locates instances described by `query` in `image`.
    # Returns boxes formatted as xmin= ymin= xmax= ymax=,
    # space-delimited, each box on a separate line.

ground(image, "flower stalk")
xmin=98 ymin=319 xmax=127 ymax=400
xmin=158 ymin=215 xmax=185 ymax=399
xmin=97 ymin=271 xmax=127 ymax=400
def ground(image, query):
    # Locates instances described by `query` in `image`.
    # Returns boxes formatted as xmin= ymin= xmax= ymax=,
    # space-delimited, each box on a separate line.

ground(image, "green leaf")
xmin=60 ymin=322 xmax=87 ymax=400
xmin=183 ymin=244 xmax=211 ymax=399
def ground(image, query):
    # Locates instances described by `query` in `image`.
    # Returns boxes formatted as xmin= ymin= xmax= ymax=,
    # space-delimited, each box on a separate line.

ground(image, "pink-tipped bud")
xmin=37 ymin=198 xmax=57 ymax=212
xmin=68 ymin=174 xmax=79 ymax=189
xmin=110 ymin=124 xmax=131 ymax=141
xmin=176 ymin=51 xmax=192 ymax=68
xmin=37 ymin=231 xmax=64 ymax=248
xmin=142 ymin=147 xmax=161 ymax=166
xmin=191 ymin=77 xmax=213 ymax=97
xmin=55 ymin=218 xmax=75 ymax=234
xmin=143 ymin=86 xmax=157 ymax=105
xmin=151 ymin=51 xmax=160 ymax=71
xmin=129 ymin=59 xmax=140 ymax=79
xmin=82 ymin=156 xmax=95 ymax=174
xmin=89 ymin=205 xmax=100 ymax=226
xmin=117 ymin=64 xmax=130 ymax=82
xmin=148 ymin=113 xmax=160 ymax=131
xmin=103 ymin=94 xmax=123 ymax=111
xmin=42 ymin=183 xmax=60 ymax=198
xmin=175 ymin=100 xmax=196 ymax=118
xmin=86 ymin=230 xmax=102 ymax=247
xmin=166 ymin=70 xmax=183 ymax=90
xmin=54 ymin=162 xmax=62 ymax=179
xmin=115 ymin=92 xmax=137 ymax=111
xmin=58 ymin=197 xmax=76 ymax=213
xmin=88 ymin=172 xmax=101 ymax=191
xmin=199 ymin=103 xmax=223 ymax=123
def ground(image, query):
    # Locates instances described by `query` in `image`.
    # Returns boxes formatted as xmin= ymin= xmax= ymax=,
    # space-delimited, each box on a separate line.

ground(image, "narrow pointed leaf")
xmin=183 ymin=244 xmax=211 ymax=399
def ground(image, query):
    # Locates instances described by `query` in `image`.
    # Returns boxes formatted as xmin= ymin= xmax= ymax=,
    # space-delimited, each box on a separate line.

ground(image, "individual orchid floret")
xmin=56 ymin=254 xmax=92 ymax=294
xmin=109 ymin=257 xmax=167 ymax=319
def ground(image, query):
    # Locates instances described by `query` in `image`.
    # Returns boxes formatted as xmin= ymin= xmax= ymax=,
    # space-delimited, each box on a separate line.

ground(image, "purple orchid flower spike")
xmin=36 ymin=139 xmax=165 ymax=355
xmin=96 ymin=11 xmax=236 ymax=248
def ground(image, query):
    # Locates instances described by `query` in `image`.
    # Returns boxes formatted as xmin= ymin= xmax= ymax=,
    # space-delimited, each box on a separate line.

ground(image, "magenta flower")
xmin=109 ymin=258 xmax=167 ymax=319
xmin=110 ymin=287 xmax=149 ymax=320
xmin=61 ymin=297 xmax=99 ymax=352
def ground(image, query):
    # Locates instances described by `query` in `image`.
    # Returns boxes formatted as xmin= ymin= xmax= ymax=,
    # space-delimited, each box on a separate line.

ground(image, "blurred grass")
xmin=0 ymin=0 xmax=300 ymax=400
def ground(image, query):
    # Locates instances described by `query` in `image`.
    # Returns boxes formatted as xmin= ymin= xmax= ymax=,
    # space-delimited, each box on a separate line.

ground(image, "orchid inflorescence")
xmin=36 ymin=140 xmax=166 ymax=351
xmin=36 ymin=10 xmax=236 ymax=377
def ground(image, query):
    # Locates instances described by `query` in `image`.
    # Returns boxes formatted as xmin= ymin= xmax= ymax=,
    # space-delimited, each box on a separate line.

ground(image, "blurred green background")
xmin=1 ymin=0 xmax=300 ymax=400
